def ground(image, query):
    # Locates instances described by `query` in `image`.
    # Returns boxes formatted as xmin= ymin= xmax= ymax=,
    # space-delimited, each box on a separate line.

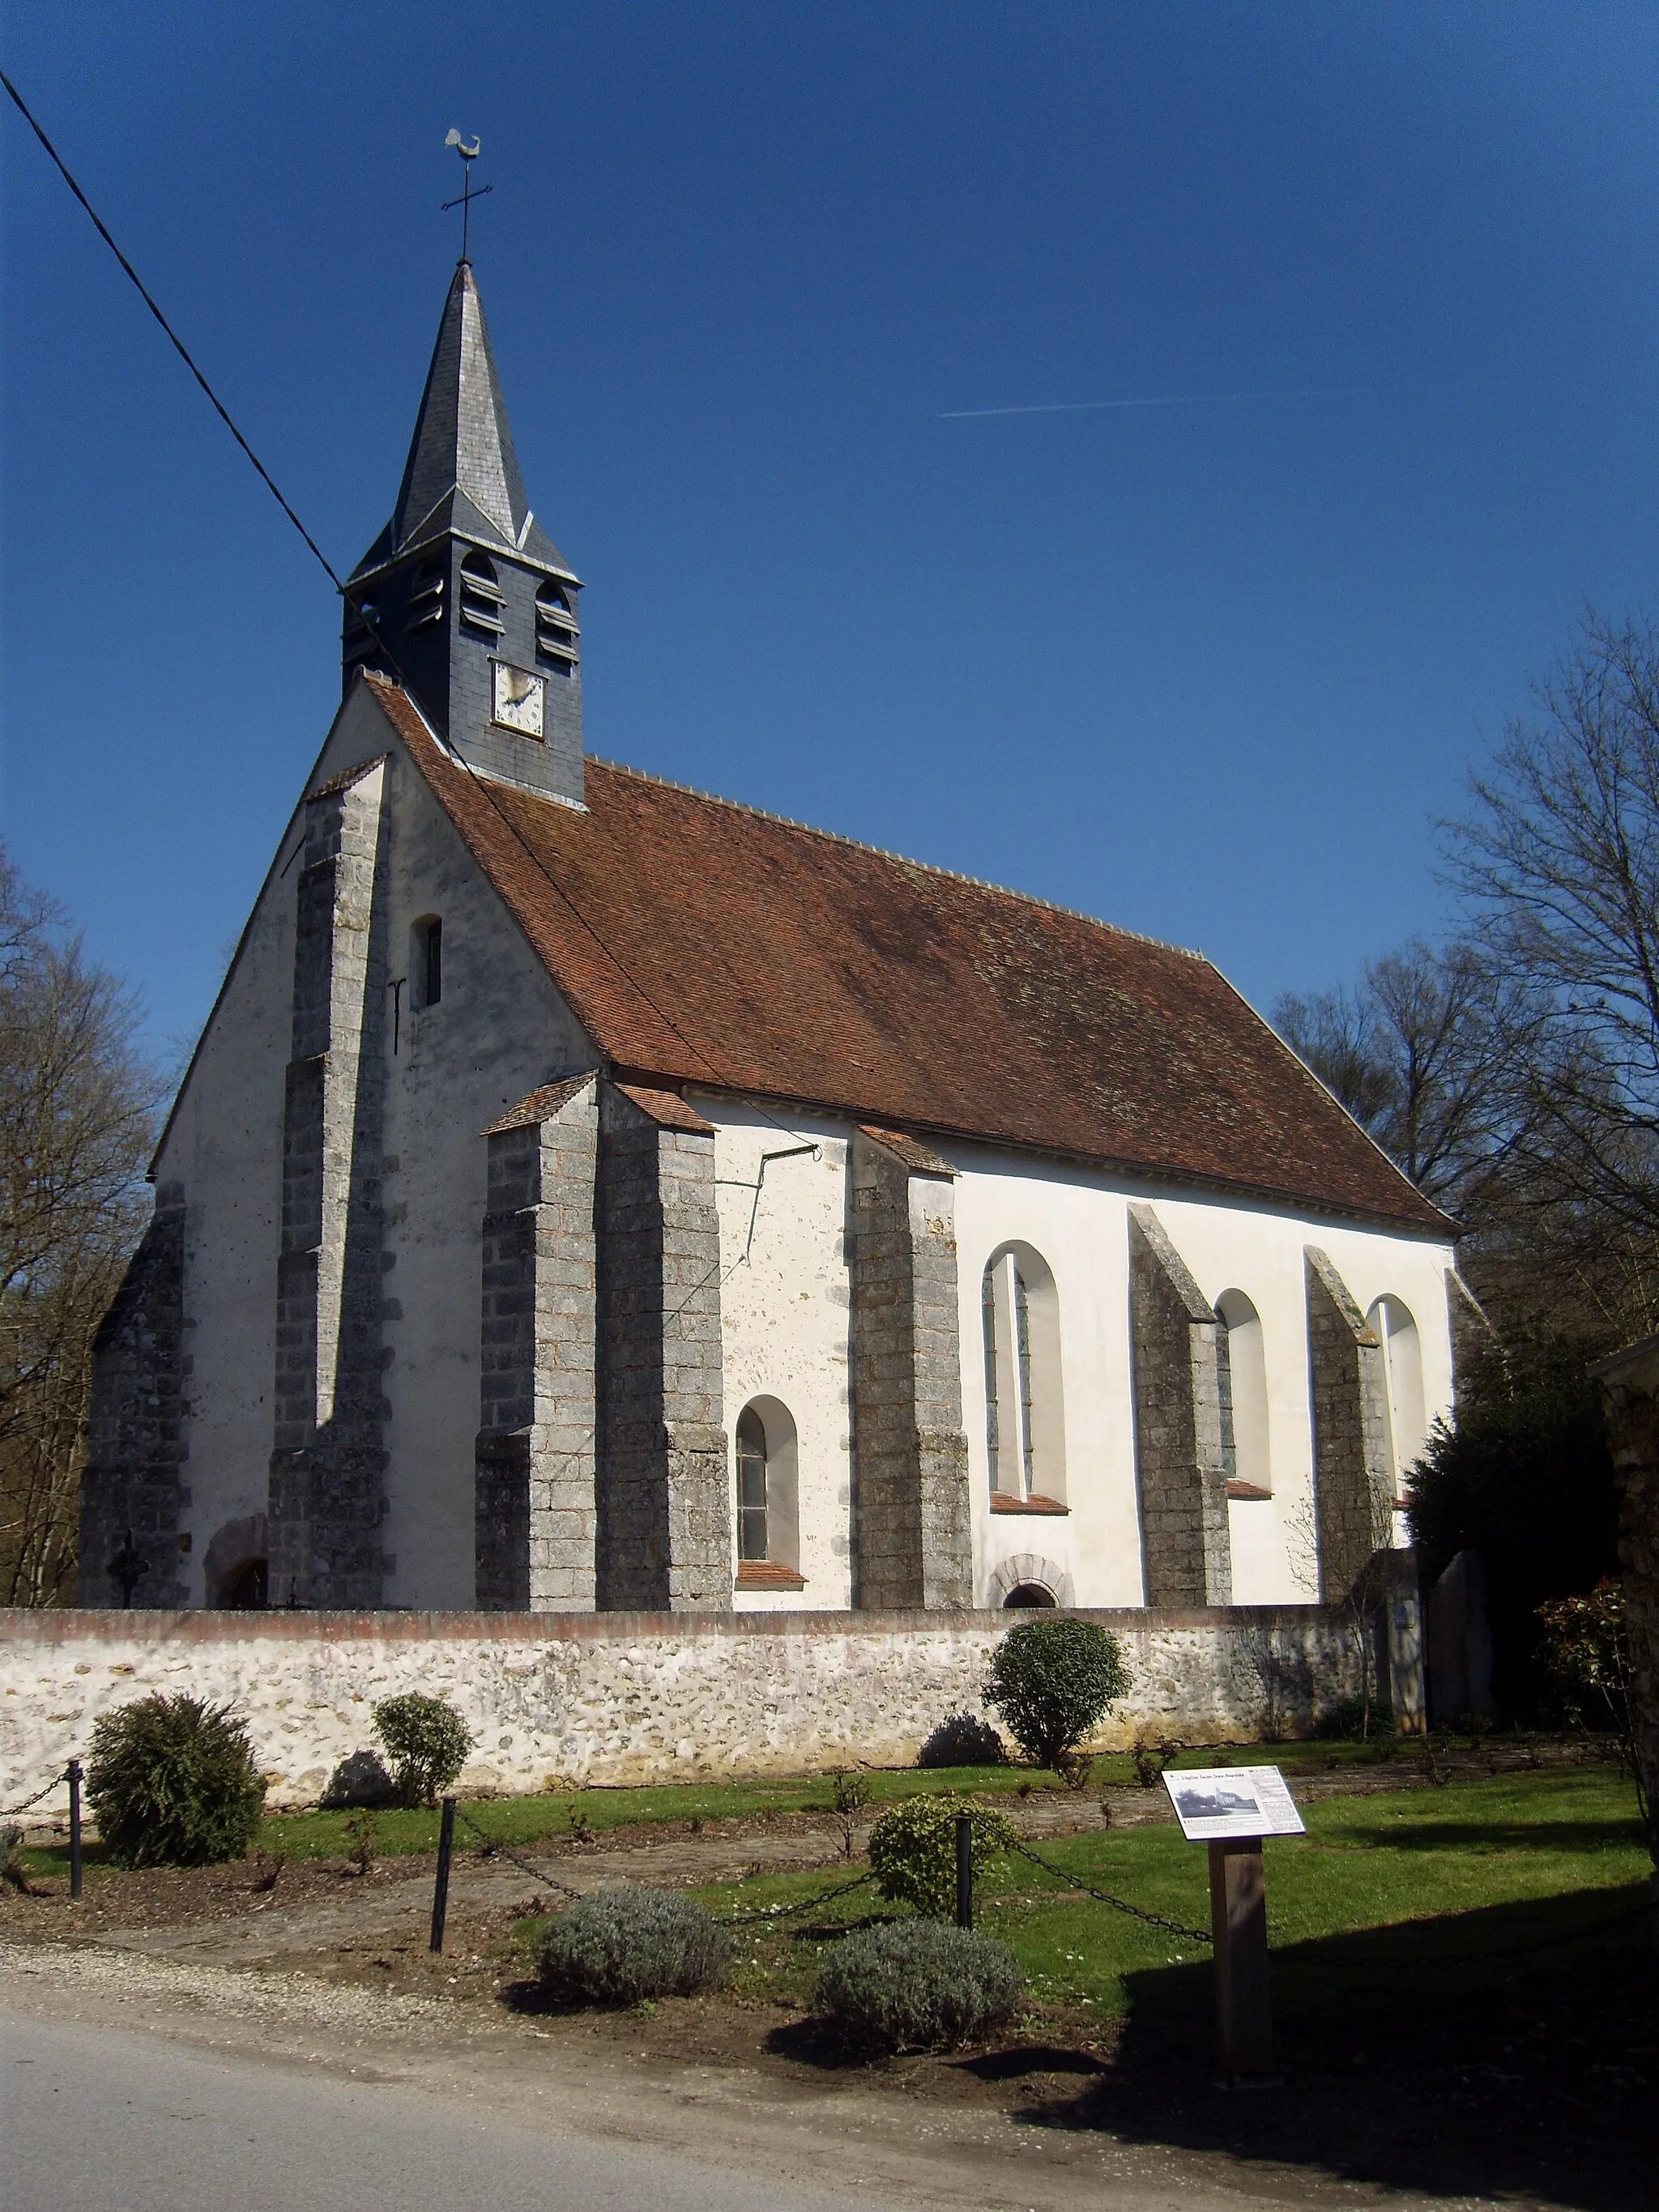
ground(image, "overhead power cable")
xmin=0 ymin=66 xmax=346 ymax=596
xmin=1 ymin=66 xmax=820 ymax=1144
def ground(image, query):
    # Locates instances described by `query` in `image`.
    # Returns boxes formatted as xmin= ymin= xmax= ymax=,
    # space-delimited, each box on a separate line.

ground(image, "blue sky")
xmin=4 ymin=4 xmax=1658 ymax=1066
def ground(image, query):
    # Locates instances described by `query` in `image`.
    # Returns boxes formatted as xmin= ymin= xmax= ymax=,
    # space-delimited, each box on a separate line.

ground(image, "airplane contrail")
xmin=937 ymin=385 xmax=1375 ymax=420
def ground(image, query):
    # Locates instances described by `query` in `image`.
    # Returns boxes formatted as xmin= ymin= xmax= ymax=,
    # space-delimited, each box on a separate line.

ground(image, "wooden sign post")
xmin=1209 ymin=1835 xmax=1272 ymax=2078
xmin=1163 ymin=1764 xmax=1304 ymax=2085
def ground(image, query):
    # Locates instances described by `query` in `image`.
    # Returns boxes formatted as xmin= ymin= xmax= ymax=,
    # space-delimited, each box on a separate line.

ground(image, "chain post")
xmin=66 ymin=1760 xmax=82 ymax=1900
xmin=429 ymin=1796 xmax=457 ymax=1953
xmin=954 ymin=1813 xmax=974 ymax=1929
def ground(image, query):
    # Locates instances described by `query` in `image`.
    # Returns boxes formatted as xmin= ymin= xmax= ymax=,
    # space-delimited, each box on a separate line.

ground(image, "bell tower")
xmin=343 ymin=259 xmax=585 ymax=806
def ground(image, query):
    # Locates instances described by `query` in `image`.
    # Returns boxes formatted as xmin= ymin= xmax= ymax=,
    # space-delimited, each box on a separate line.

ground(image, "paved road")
xmin=0 ymin=2004 xmax=889 ymax=2212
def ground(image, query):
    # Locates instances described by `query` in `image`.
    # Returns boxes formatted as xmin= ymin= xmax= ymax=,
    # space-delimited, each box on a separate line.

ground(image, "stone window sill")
xmin=1226 ymin=1481 xmax=1273 ymax=1502
xmin=736 ymin=1561 xmax=807 ymax=1589
xmin=988 ymin=1492 xmax=1068 ymax=1515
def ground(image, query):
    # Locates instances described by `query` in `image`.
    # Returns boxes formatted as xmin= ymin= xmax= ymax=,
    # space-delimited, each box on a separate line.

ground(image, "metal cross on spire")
xmin=441 ymin=130 xmax=493 ymax=262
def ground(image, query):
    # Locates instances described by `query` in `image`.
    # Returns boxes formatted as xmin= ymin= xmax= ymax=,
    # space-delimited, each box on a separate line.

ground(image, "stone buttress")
xmin=847 ymin=1127 xmax=973 ymax=1610
xmin=77 ymin=1182 xmax=190 ymax=1607
xmin=1127 ymin=1203 xmax=1232 ymax=1606
xmin=475 ymin=1075 xmax=599 ymax=1610
xmin=267 ymin=759 xmax=393 ymax=1609
xmin=1303 ymin=1247 xmax=1395 ymax=1599
xmin=595 ymin=1083 xmax=731 ymax=1610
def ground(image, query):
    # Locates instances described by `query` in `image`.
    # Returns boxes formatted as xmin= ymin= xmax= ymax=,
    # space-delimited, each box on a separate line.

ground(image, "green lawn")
xmin=663 ymin=1767 xmax=1652 ymax=2026
xmin=17 ymin=1730 xmax=1574 ymax=1880
xmin=241 ymin=1733 xmax=1423 ymax=1865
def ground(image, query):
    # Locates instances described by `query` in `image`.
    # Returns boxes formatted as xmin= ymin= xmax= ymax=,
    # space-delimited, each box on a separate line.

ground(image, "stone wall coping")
xmin=2 ymin=1601 xmax=1339 ymax=1647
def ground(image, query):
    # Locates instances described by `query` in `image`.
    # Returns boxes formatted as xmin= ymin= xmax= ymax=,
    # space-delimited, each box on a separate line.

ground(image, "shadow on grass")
xmin=1013 ymin=1880 xmax=1657 ymax=2211
xmin=1328 ymin=1818 xmax=1646 ymax=1855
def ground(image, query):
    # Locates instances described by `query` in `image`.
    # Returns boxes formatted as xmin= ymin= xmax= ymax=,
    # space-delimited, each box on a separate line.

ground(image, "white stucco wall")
xmin=159 ymin=686 xmax=597 ymax=1612
xmin=704 ymin=1103 xmax=855 ymax=1612
xmin=372 ymin=740 xmax=592 ymax=1609
xmin=692 ymin=1106 xmax=1452 ymax=1618
xmin=151 ymin=777 xmax=305 ymax=1608
xmin=947 ymin=1149 xmax=1456 ymax=1611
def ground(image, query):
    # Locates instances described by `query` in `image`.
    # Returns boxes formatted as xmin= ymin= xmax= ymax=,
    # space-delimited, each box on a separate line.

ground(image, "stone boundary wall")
xmin=0 ymin=1605 xmax=1365 ymax=1812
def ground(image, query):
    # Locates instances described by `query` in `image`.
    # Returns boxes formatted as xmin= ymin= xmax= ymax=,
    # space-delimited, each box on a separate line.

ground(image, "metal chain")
xmin=1008 ymin=1837 xmax=1213 ymax=1946
xmin=453 ymin=1806 xmax=586 ymax=1901
xmin=454 ymin=1804 xmax=876 ymax=1929
xmin=0 ymin=1773 xmax=67 ymax=1820
xmin=714 ymin=1869 xmax=875 ymax=1927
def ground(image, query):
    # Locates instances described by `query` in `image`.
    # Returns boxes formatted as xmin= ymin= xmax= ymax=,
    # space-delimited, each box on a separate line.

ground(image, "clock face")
xmin=492 ymin=661 xmax=546 ymax=738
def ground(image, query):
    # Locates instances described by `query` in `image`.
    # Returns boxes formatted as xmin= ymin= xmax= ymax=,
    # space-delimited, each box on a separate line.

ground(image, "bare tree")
xmin=1445 ymin=614 xmax=1659 ymax=1237
xmin=1273 ymin=937 xmax=1501 ymax=1207
xmin=0 ymin=852 xmax=163 ymax=1603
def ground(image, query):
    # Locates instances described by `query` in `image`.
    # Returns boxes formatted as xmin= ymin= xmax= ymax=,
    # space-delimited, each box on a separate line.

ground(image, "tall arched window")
xmin=734 ymin=1396 xmax=801 ymax=1586
xmin=1215 ymin=1289 xmax=1271 ymax=1498
xmin=981 ymin=1245 xmax=1065 ymax=1506
xmin=1367 ymin=1296 xmax=1426 ymax=1489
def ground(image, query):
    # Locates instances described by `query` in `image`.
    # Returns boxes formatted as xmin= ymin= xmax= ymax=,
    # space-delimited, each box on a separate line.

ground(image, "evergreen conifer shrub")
xmin=536 ymin=1888 xmax=731 ymax=2004
xmin=983 ymin=1614 xmax=1132 ymax=1771
xmin=816 ymin=1920 xmax=1025 ymax=2051
xmin=84 ymin=1694 xmax=267 ymax=1868
xmin=371 ymin=1693 xmax=473 ymax=1806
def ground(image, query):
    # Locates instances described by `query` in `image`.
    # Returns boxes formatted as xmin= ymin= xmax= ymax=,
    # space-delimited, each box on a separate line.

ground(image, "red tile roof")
xmin=367 ymin=676 xmax=1449 ymax=1234
xmin=612 ymin=1084 xmax=716 ymax=1135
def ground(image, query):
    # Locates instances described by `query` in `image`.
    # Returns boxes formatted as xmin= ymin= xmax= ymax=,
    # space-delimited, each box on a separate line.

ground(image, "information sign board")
xmin=1162 ymin=1765 xmax=1306 ymax=1842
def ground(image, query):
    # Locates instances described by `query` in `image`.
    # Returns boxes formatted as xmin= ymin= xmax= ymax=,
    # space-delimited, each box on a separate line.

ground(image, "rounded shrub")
xmin=983 ymin=1615 xmax=1132 ymax=1771
xmin=816 ymin=1920 xmax=1025 ymax=2051
xmin=536 ymin=1886 xmax=731 ymax=2005
xmin=371 ymin=1693 xmax=473 ymax=1806
xmin=85 ymin=1693 xmax=267 ymax=1869
xmin=866 ymin=1793 xmax=1017 ymax=1920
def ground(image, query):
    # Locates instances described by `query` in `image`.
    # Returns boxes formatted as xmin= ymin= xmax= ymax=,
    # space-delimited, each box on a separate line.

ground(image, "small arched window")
xmin=459 ymin=550 xmax=505 ymax=637
xmin=1215 ymin=1289 xmax=1271 ymax=1498
xmin=412 ymin=914 xmax=442 ymax=1009
xmin=981 ymin=1244 xmax=1065 ymax=1505
xmin=1003 ymin=1582 xmax=1057 ymax=1609
xmin=734 ymin=1396 xmax=800 ymax=1584
xmin=1367 ymin=1296 xmax=1427 ymax=1489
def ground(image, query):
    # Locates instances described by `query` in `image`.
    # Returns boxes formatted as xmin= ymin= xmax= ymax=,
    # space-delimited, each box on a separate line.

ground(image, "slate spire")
xmin=345 ymin=260 xmax=584 ymax=805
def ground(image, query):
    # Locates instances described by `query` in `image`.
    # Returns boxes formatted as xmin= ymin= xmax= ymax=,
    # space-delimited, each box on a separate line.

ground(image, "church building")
xmin=80 ymin=259 xmax=1477 ymax=1620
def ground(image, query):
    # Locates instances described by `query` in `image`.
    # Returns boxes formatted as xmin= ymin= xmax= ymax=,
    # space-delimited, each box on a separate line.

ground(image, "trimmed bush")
xmin=85 ymin=1694 xmax=267 ymax=1869
xmin=918 ymin=1712 xmax=1008 ymax=1768
xmin=866 ymin=1793 xmax=1017 ymax=1920
xmin=371 ymin=1693 xmax=472 ymax=1807
xmin=816 ymin=1920 xmax=1025 ymax=2051
xmin=983 ymin=1615 xmax=1132 ymax=1771
xmin=536 ymin=1887 xmax=731 ymax=2005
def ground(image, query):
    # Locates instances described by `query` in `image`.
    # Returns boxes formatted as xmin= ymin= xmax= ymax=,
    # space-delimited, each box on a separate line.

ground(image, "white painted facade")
xmin=701 ymin=1099 xmax=1456 ymax=1618
xmin=156 ymin=688 xmax=592 ymax=1610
